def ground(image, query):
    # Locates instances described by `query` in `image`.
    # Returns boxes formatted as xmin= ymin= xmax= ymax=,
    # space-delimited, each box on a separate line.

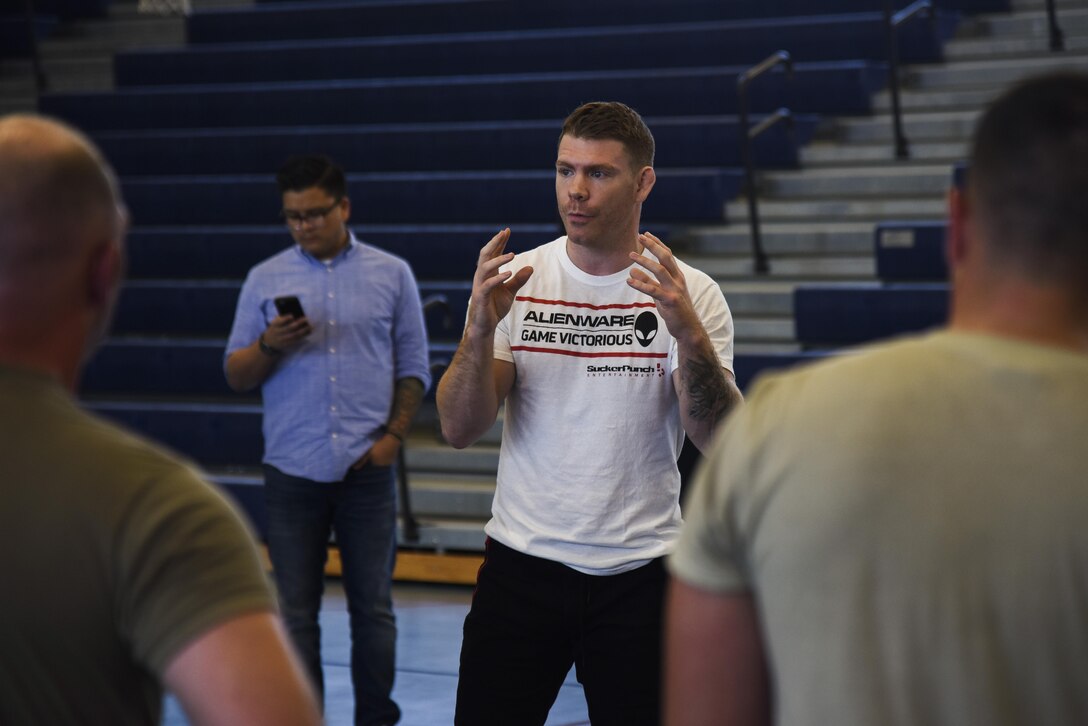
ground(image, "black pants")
xmin=455 ymin=538 xmax=666 ymax=726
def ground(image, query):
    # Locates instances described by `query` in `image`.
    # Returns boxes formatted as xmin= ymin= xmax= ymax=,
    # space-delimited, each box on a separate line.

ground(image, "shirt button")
xmin=329 ymin=320 xmax=336 ymax=326
xmin=329 ymin=347 xmax=336 ymax=354
xmin=332 ymin=433 xmax=338 ymax=439
xmin=330 ymin=405 xmax=337 ymax=412
xmin=327 ymin=292 xmax=334 ymax=299
xmin=330 ymin=376 xmax=336 ymax=382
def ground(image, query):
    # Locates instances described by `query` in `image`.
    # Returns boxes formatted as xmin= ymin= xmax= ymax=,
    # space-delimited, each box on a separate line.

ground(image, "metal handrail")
xmin=396 ymin=293 xmax=454 ymax=543
xmin=884 ymin=0 xmax=934 ymax=160
xmin=737 ymin=51 xmax=793 ymax=275
xmin=1046 ymin=0 xmax=1065 ymax=51
xmin=22 ymin=0 xmax=47 ymax=94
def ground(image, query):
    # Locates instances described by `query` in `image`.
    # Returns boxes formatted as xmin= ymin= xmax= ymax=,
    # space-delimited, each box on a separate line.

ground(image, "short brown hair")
xmin=559 ymin=102 xmax=655 ymax=169
xmin=969 ymin=71 xmax=1088 ymax=288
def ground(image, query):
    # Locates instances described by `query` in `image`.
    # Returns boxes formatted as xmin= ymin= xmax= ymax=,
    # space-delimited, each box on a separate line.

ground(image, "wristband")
xmin=382 ymin=426 xmax=405 ymax=443
xmin=258 ymin=332 xmax=282 ymax=357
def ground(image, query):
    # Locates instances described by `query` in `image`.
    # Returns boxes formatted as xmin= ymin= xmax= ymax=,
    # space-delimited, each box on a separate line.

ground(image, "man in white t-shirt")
xmin=665 ymin=72 xmax=1088 ymax=726
xmin=437 ymin=101 xmax=744 ymax=725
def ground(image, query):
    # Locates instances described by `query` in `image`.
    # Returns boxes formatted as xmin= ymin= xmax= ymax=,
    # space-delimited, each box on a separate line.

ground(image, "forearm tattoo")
xmin=387 ymin=377 xmax=425 ymax=437
xmin=682 ymin=354 xmax=732 ymax=423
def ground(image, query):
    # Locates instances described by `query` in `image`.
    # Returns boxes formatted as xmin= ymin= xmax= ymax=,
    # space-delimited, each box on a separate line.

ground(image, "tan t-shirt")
xmin=671 ymin=331 xmax=1088 ymax=726
xmin=0 ymin=365 xmax=275 ymax=725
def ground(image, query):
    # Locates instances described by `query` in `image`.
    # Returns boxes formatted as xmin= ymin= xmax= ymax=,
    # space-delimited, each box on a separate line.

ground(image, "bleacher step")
xmin=726 ymin=198 xmax=946 ymax=222
xmin=676 ymin=222 xmax=874 ymax=256
xmin=801 ymin=141 xmax=968 ymax=166
xmin=762 ymin=165 xmax=953 ymax=198
xmin=830 ymin=111 xmax=980 ymax=143
xmin=906 ymin=52 xmax=1088 ymax=88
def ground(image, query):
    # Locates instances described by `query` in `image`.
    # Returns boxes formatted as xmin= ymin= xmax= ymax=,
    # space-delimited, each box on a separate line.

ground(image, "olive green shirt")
xmin=0 ymin=365 xmax=275 ymax=725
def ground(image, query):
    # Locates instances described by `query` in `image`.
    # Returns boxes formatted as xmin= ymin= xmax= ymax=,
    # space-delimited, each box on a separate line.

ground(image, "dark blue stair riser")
xmin=0 ymin=17 xmax=58 ymax=57
xmin=81 ymin=340 xmax=459 ymax=399
xmin=116 ymin=170 xmax=741 ymax=226
xmin=109 ymin=281 xmax=471 ymax=338
xmin=92 ymin=117 xmax=816 ymax=175
xmin=191 ymin=0 xmax=1007 ymax=44
xmin=118 ymin=14 xmax=951 ymax=87
xmin=794 ymin=285 xmax=950 ymax=346
xmin=40 ymin=63 xmax=884 ymax=131
xmin=88 ymin=405 xmax=263 ymax=468
xmin=123 ymin=225 xmax=564 ymax=280
xmin=731 ymin=351 xmax=832 ymax=391
xmin=875 ymin=221 xmax=949 ymax=282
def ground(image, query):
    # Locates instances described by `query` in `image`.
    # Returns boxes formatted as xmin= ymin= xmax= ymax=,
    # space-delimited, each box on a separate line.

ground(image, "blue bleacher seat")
xmin=41 ymin=63 xmax=885 ymax=131
xmin=117 ymin=13 xmax=953 ymax=87
xmin=118 ymin=170 xmax=742 ymax=226
xmin=124 ymin=224 xmax=562 ymax=281
xmin=875 ymin=221 xmax=949 ymax=282
xmin=193 ymin=0 xmax=1006 ymax=44
xmin=794 ymin=284 xmax=949 ymax=347
xmin=91 ymin=116 xmax=819 ymax=175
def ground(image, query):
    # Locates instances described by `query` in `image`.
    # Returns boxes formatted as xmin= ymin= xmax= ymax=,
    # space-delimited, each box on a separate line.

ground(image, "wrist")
xmin=258 ymin=332 xmax=282 ymax=357
xmin=381 ymin=426 xmax=405 ymax=443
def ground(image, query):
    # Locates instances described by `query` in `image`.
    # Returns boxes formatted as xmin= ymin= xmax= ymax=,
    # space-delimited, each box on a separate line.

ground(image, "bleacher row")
xmin=34 ymin=0 xmax=987 ymax=548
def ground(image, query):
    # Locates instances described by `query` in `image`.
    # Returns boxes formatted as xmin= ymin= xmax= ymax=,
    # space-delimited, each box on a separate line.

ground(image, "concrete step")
xmin=800 ymin=140 xmax=968 ymax=166
xmin=943 ymin=33 xmax=1088 ymax=60
xmin=733 ymin=316 xmax=796 ymax=342
xmin=906 ymin=53 xmax=1088 ymax=89
xmin=676 ymin=222 xmax=874 ymax=255
xmin=406 ymin=518 xmax=486 ymax=553
xmin=714 ymin=281 xmax=795 ymax=316
xmin=726 ymin=197 xmax=946 ymax=222
xmin=692 ymin=253 xmax=876 ymax=280
xmin=869 ymin=86 xmax=998 ymax=114
xmin=971 ymin=8 xmax=1088 ymax=40
xmin=405 ymin=441 xmax=499 ymax=476
xmin=406 ymin=475 xmax=495 ymax=520
xmin=830 ymin=111 xmax=980 ymax=143
xmin=761 ymin=164 xmax=952 ymax=198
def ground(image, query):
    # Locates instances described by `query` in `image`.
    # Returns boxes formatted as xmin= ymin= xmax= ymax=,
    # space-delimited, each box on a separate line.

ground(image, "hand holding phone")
xmin=274 ymin=295 xmax=305 ymax=319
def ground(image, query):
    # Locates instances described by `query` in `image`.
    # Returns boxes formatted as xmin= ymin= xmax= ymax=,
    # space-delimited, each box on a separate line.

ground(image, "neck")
xmin=565 ymin=233 xmax=641 ymax=276
xmin=949 ymin=276 xmax=1088 ymax=354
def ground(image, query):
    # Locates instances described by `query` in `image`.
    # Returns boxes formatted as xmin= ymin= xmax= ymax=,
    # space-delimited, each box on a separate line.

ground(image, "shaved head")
xmin=0 ymin=114 xmax=125 ymax=277
xmin=0 ymin=114 xmax=128 ymax=386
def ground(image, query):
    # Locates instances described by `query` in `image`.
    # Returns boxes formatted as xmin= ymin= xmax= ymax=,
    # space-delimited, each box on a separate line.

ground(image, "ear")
xmin=339 ymin=196 xmax=351 ymax=225
xmin=635 ymin=166 xmax=656 ymax=203
xmin=87 ymin=239 xmax=123 ymax=308
xmin=946 ymin=186 xmax=971 ymax=271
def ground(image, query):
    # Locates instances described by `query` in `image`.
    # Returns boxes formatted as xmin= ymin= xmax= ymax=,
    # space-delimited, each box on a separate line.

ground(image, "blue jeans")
xmin=264 ymin=463 xmax=400 ymax=726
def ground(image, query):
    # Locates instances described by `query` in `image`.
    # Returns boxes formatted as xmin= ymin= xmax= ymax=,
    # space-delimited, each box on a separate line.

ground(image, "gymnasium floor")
xmin=163 ymin=579 xmax=591 ymax=725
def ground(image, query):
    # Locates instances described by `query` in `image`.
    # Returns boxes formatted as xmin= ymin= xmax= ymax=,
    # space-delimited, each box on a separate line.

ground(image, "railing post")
xmin=1045 ymin=0 xmax=1065 ymax=51
xmin=883 ymin=0 xmax=910 ymax=160
xmin=22 ymin=0 xmax=47 ymax=94
xmin=883 ymin=0 xmax=934 ymax=161
xmin=736 ymin=50 xmax=792 ymax=276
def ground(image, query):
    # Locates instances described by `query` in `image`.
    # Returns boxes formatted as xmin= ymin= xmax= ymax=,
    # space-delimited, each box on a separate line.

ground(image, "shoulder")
xmin=353 ymin=240 xmax=416 ymax=276
xmin=246 ymin=245 xmax=301 ymax=281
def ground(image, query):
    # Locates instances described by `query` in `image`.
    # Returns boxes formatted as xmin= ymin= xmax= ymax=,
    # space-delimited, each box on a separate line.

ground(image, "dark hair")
xmin=969 ymin=72 xmax=1088 ymax=287
xmin=559 ymin=101 xmax=655 ymax=169
xmin=276 ymin=154 xmax=347 ymax=198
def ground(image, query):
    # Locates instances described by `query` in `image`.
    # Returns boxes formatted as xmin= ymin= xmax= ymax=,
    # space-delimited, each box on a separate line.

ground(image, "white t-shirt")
xmin=488 ymin=237 xmax=734 ymax=574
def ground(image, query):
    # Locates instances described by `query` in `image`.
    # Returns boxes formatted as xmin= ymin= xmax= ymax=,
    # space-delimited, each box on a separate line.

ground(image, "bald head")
xmin=0 ymin=114 xmax=128 ymax=386
xmin=0 ymin=114 xmax=125 ymax=277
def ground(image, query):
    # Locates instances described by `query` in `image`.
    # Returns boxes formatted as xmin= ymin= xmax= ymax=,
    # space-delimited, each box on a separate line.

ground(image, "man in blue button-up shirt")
xmin=225 ymin=155 xmax=431 ymax=726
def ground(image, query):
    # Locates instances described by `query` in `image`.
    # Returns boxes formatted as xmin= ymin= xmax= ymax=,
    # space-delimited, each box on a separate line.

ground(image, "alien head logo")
xmin=634 ymin=311 xmax=659 ymax=348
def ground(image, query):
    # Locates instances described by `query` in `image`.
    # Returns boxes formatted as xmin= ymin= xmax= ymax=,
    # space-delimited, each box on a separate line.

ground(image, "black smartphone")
xmin=274 ymin=295 xmax=305 ymax=319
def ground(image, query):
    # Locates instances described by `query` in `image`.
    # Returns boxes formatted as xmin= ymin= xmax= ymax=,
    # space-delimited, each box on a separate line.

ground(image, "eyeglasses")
xmin=280 ymin=197 xmax=343 ymax=228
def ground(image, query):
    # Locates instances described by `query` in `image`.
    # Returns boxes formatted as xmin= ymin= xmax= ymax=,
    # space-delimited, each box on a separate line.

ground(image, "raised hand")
xmin=627 ymin=231 xmax=701 ymax=346
xmin=467 ymin=228 xmax=533 ymax=336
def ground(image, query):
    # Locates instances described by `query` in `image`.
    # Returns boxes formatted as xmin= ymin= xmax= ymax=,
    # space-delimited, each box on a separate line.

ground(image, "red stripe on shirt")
xmin=510 ymin=346 xmax=668 ymax=359
xmin=514 ymin=296 xmax=656 ymax=311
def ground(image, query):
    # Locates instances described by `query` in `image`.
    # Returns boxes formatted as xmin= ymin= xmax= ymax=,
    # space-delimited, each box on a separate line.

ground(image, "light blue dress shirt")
xmin=225 ymin=234 xmax=432 ymax=482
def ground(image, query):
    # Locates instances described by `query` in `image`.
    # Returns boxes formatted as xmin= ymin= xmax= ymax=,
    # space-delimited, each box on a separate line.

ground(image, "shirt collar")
xmin=295 ymin=231 xmax=359 ymax=267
